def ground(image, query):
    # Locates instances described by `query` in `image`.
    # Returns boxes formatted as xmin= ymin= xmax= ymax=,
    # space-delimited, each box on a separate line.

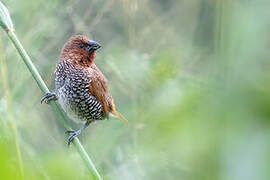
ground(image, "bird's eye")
xmin=78 ymin=43 xmax=85 ymax=48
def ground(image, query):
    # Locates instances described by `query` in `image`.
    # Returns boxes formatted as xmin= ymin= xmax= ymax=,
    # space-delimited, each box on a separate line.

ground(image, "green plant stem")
xmin=6 ymin=30 xmax=102 ymax=180
xmin=10 ymin=120 xmax=25 ymax=179
xmin=0 ymin=38 xmax=24 ymax=180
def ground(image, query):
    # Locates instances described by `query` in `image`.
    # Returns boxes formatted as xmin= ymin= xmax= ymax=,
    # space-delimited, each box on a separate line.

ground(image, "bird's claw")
xmin=41 ymin=92 xmax=57 ymax=104
xmin=65 ymin=129 xmax=75 ymax=134
xmin=65 ymin=122 xmax=89 ymax=146
xmin=65 ymin=129 xmax=81 ymax=146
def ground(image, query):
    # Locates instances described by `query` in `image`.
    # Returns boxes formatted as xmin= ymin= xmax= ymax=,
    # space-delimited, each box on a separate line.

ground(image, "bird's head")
xmin=60 ymin=35 xmax=101 ymax=67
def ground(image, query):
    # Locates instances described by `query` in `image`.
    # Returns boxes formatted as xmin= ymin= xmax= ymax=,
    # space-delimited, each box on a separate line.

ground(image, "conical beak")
xmin=88 ymin=40 xmax=101 ymax=50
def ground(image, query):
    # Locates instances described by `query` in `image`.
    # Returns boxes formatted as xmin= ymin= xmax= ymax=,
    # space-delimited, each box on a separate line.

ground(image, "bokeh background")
xmin=0 ymin=0 xmax=270 ymax=179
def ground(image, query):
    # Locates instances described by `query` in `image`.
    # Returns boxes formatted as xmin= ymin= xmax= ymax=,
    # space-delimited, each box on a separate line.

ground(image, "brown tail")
xmin=110 ymin=110 xmax=129 ymax=126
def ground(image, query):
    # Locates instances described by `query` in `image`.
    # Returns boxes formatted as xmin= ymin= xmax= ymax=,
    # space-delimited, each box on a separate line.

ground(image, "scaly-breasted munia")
xmin=41 ymin=35 xmax=127 ymax=145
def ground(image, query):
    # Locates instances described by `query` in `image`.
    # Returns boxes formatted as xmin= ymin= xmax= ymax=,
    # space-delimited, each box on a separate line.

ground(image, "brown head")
xmin=60 ymin=35 xmax=101 ymax=67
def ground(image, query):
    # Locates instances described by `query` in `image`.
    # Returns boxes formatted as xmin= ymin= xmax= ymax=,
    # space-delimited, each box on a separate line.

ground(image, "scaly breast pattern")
xmin=55 ymin=61 xmax=105 ymax=123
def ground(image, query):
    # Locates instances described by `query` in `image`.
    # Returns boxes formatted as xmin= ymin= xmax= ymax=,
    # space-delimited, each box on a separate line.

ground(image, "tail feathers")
xmin=110 ymin=110 xmax=129 ymax=126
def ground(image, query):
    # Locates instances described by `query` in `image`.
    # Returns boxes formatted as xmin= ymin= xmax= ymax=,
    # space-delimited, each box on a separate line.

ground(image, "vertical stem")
xmin=0 ymin=37 xmax=24 ymax=180
xmin=7 ymin=31 xmax=49 ymax=93
xmin=214 ymin=0 xmax=233 ymax=81
xmin=5 ymin=30 xmax=103 ymax=180
xmin=10 ymin=120 xmax=25 ymax=179
xmin=73 ymin=139 xmax=102 ymax=180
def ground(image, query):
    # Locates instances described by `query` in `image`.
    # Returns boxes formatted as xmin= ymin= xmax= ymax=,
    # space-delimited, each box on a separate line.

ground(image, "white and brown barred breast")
xmin=55 ymin=61 xmax=105 ymax=123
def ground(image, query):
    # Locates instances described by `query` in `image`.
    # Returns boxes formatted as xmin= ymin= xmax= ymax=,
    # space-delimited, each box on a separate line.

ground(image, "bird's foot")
xmin=65 ymin=129 xmax=82 ymax=146
xmin=65 ymin=122 xmax=90 ymax=146
xmin=41 ymin=92 xmax=57 ymax=104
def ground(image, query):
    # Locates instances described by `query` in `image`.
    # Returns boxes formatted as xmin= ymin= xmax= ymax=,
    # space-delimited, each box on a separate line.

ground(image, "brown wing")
xmin=88 ymin=64 xmax=128 ymax=124
xmin=88 ymin=64 xmax=110 ymax=116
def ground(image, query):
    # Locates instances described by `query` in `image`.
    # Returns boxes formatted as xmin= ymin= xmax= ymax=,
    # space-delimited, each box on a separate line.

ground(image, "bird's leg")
xmin=41 ymin=92 xmax=57 ymax=104
xmin=65 ymin=121 xmax=91 ymax=146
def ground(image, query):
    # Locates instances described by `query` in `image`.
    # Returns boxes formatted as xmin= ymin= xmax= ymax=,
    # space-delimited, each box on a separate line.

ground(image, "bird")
xmin=41 ymin=35 xmax=128 ymax=145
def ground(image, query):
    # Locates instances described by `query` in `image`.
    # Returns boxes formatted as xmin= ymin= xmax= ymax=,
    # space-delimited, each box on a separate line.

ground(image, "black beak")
xmin=87 ymin=40 xmax=101 ymax=53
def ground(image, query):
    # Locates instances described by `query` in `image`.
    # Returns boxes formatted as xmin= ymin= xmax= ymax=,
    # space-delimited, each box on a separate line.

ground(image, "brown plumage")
xmin=41 ymin=35 xmax=127 ymax=145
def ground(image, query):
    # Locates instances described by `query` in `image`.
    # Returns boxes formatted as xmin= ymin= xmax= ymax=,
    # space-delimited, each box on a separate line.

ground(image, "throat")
xmin=77 ymin=57 xmax=93 ymax=67
xmin=72 ymin=52 xmax=96 ymax=67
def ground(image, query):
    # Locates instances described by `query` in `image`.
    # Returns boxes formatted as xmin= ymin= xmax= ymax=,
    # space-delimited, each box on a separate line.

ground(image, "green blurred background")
xmin=0 ymin=0 xmax=270 ymax=179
